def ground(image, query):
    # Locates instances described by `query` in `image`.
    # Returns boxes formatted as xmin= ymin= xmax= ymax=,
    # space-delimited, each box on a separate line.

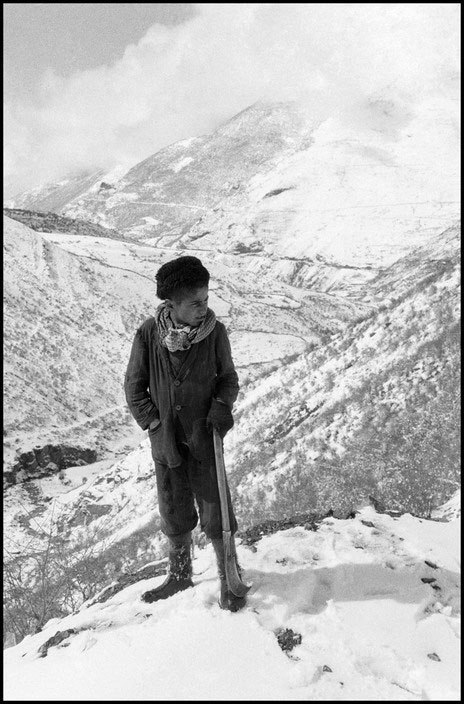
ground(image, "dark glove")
xmin=206 ymin=398 xmax=234 ymax=438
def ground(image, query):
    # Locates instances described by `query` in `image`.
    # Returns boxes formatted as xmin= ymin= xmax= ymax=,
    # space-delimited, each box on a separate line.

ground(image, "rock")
xmin=6 ymin=444 xmax=98 ymax=487
xmin=424 ymin=560 xmax=439 ymax=569
xmin=38 ymin=628 xmax=77 ymax=658
xmin=275 ymin=628 xmax=302 ymax=653
xmin=361 ymin=520 xmax=376 ymax=528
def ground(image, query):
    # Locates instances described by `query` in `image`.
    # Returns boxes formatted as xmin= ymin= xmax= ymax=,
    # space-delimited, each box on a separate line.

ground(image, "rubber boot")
xmin=141 ymin=533 xmax=193 ymax=603
xmin=212 ymin=537 xmax=247 ymax=612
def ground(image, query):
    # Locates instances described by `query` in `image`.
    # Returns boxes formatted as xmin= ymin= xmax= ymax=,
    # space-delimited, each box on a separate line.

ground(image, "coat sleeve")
xmin=214 ymin=324 xmax=240 ymax=408
xmin=124 ymin=327 xmax=160 ymax=430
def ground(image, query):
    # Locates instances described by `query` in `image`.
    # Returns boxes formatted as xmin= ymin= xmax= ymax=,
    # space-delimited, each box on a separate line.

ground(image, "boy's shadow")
xmin=243 ymin=561 xmax=461 ymax=620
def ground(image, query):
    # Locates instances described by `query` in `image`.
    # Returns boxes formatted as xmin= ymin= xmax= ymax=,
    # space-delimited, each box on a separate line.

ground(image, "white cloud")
xmin=4 ymin=3 xmax=460 ymax=196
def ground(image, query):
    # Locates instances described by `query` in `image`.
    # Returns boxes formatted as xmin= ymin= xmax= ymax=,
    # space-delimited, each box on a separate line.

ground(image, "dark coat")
xmin=124 ymin=316 xmax=239 ymax=468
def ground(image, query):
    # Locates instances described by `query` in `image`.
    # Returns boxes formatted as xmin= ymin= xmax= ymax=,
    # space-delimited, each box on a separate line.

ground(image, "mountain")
xmin=171 ymin=97 xmax=459 ymax=297
xmin=60 ymin=102 xmax=317 ymax=238
xmin=4 ymin=504 xmax=460 ymax=701
xmin=3 ymin=168 xmax=115 ymax=214
xmin=11 ymin=99 xmax=457 ymax=300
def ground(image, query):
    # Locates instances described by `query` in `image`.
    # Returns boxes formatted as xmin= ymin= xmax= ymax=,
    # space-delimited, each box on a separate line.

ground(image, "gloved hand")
xmin=206 ymin=398 xmax=234 ymax=438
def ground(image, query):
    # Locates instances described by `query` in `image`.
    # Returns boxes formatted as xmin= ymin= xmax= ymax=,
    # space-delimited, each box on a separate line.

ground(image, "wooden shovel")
xmin=213 ymin=429 xmax=251 ymax=597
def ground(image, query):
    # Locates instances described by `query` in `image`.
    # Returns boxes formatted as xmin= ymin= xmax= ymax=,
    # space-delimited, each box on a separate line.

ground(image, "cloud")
xmin=4 ymin=3 xmax=460 ymax=196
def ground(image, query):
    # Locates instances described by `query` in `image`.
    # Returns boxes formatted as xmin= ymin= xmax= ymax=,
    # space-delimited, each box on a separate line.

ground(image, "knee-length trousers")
xmin=151 ymin=422 xmax=237 ymax=540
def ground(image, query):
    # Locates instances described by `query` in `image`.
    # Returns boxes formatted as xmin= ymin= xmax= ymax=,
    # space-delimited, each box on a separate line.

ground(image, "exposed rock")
xmin=3 ymin=208 xmax=127 ymax=241
xmin=238 ymin=510 xmax=341 ymax=546
xmin=38 ymin=628 xmax=78 ymax=658
xmin=425 ymin=560 xmax=439 ymax=570
xmin=427 ymin=652 xmax=441 ymax=662
xmin=4 ymin=444 xmax=98 ymax=488
xmin=275 ymin=627 xmax=302 ymax=652
xmin=263 ymin=187 xmax=294 ymax=198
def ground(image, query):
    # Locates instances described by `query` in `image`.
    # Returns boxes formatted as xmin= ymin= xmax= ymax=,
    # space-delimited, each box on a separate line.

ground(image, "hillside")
xmin=4 ymin=506 xmax=461 ymax=701
xmin=4 ymin=168 xmax=111 ymax=214
xmin=226 ymin=223 xmax=461 ymax=523
xmin=3 ymin=207 xmax=128 ymax=241
xmin=3 ymin=215 xmax=157 ymax=481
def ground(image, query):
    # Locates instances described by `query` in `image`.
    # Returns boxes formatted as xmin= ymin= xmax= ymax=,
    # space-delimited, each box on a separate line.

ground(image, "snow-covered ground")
xmin=4 ymin=505 xmax=460 ymax=701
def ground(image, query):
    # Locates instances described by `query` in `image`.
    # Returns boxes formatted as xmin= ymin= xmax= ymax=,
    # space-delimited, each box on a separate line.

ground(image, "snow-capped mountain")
xmin=6 ymin=99 xmax=459 ymax=297
xmin=4 ymin=168 xmax=111 ymax=214
xmin=60 ymin=102 xmax=317 ymax=238
xmin=4 ymin=505 xmax=460 ymax=701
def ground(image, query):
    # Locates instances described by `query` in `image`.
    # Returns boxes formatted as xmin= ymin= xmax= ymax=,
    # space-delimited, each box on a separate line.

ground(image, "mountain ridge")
xmin=5 ymin=100 xmax=459 ymax=302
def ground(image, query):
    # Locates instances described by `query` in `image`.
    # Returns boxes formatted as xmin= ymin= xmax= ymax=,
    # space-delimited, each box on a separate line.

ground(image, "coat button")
xmin=175 ymin=405 xmax=182 ymax=411
xmin=174 ymin=380 xmax=180 ymax=386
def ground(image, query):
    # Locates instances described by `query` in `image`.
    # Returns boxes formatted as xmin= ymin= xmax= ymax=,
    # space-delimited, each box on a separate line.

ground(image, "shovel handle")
xmin=213 ymin=429 xmax=252 ymax=597
xmin=213 ymin=428 xmax=231 ymax=533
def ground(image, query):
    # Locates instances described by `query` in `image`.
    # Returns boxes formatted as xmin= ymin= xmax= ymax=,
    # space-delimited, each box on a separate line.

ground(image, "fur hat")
xmin=156 ymin=256 xmax=210 ymax=300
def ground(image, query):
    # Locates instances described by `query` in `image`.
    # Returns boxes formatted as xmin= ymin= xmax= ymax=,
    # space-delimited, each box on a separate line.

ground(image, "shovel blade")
xmin=223 ymin=531 xmax=251 ymax=598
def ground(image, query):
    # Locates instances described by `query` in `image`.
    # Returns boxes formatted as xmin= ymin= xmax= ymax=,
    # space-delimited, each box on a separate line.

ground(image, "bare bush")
xmin=3 ymin=503 xmax=163 ymax=644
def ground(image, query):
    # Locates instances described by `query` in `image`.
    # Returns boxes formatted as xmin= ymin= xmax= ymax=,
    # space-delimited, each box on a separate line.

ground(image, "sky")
xmin=3 ymin=3 xmax=460 ymax=198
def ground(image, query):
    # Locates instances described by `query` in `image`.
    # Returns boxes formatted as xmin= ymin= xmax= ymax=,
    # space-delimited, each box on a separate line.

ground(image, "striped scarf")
xmin=155 ymin=303 xmax=216 ymax=352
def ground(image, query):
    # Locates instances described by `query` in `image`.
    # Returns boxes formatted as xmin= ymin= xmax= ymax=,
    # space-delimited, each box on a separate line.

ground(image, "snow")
xmin=105 ymin=191 xmax=140 ymax=206
xmin=176 ymin=99 xmax=459 ymax=277
xmin=176 ymin=136 xmax=201 ymax=149
xmin=230 ymin=331 xmax=307 ymax=366
xmin=170 ymin=156 xmax=194 ymax=173
xmin=432 ymin=490 xmax=461 ymax=523
xmin=4 ymin=507 xmax=460 ymax=701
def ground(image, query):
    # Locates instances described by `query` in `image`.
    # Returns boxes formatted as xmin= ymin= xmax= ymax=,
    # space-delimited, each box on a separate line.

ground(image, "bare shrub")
xmin=270 ymin=456 xmax=318 ymax=518
xmin=3 ymin=502 xmax=163 ymax=644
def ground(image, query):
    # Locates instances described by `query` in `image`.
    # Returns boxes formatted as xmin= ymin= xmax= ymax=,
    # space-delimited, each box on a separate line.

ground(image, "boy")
xmin=124 ymin=255 xmax=245 ymax=611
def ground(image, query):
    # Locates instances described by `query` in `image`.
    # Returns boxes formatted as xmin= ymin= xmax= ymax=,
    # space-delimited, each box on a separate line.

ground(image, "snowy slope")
xmin=176 ymin=98 xmax=459 ymax=296
xmin=4 ymin=168 xmax=110 ymax=213
xmin=3 ymin=506 xmax=460 ymax=701
xmin=61 ymin=102 xmax=315 ymax=238
xmin=224 ymin=224 xmax=460 ymax=521
xmin=3 ymin=215 xmax=158 ymax=476
xmin=9 ymin=99 xmax=458 ymax=298
xmin=55 ymin=98 xmax=460 ymax=298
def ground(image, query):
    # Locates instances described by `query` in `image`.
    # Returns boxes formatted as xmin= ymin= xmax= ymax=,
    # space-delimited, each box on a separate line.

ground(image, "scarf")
xmin=155 ymin=303 xmax=216 ymax=353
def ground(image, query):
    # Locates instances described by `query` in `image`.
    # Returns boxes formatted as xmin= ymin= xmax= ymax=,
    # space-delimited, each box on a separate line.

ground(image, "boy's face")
xmin=166 ymin=286 xmax=209 ymax=328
